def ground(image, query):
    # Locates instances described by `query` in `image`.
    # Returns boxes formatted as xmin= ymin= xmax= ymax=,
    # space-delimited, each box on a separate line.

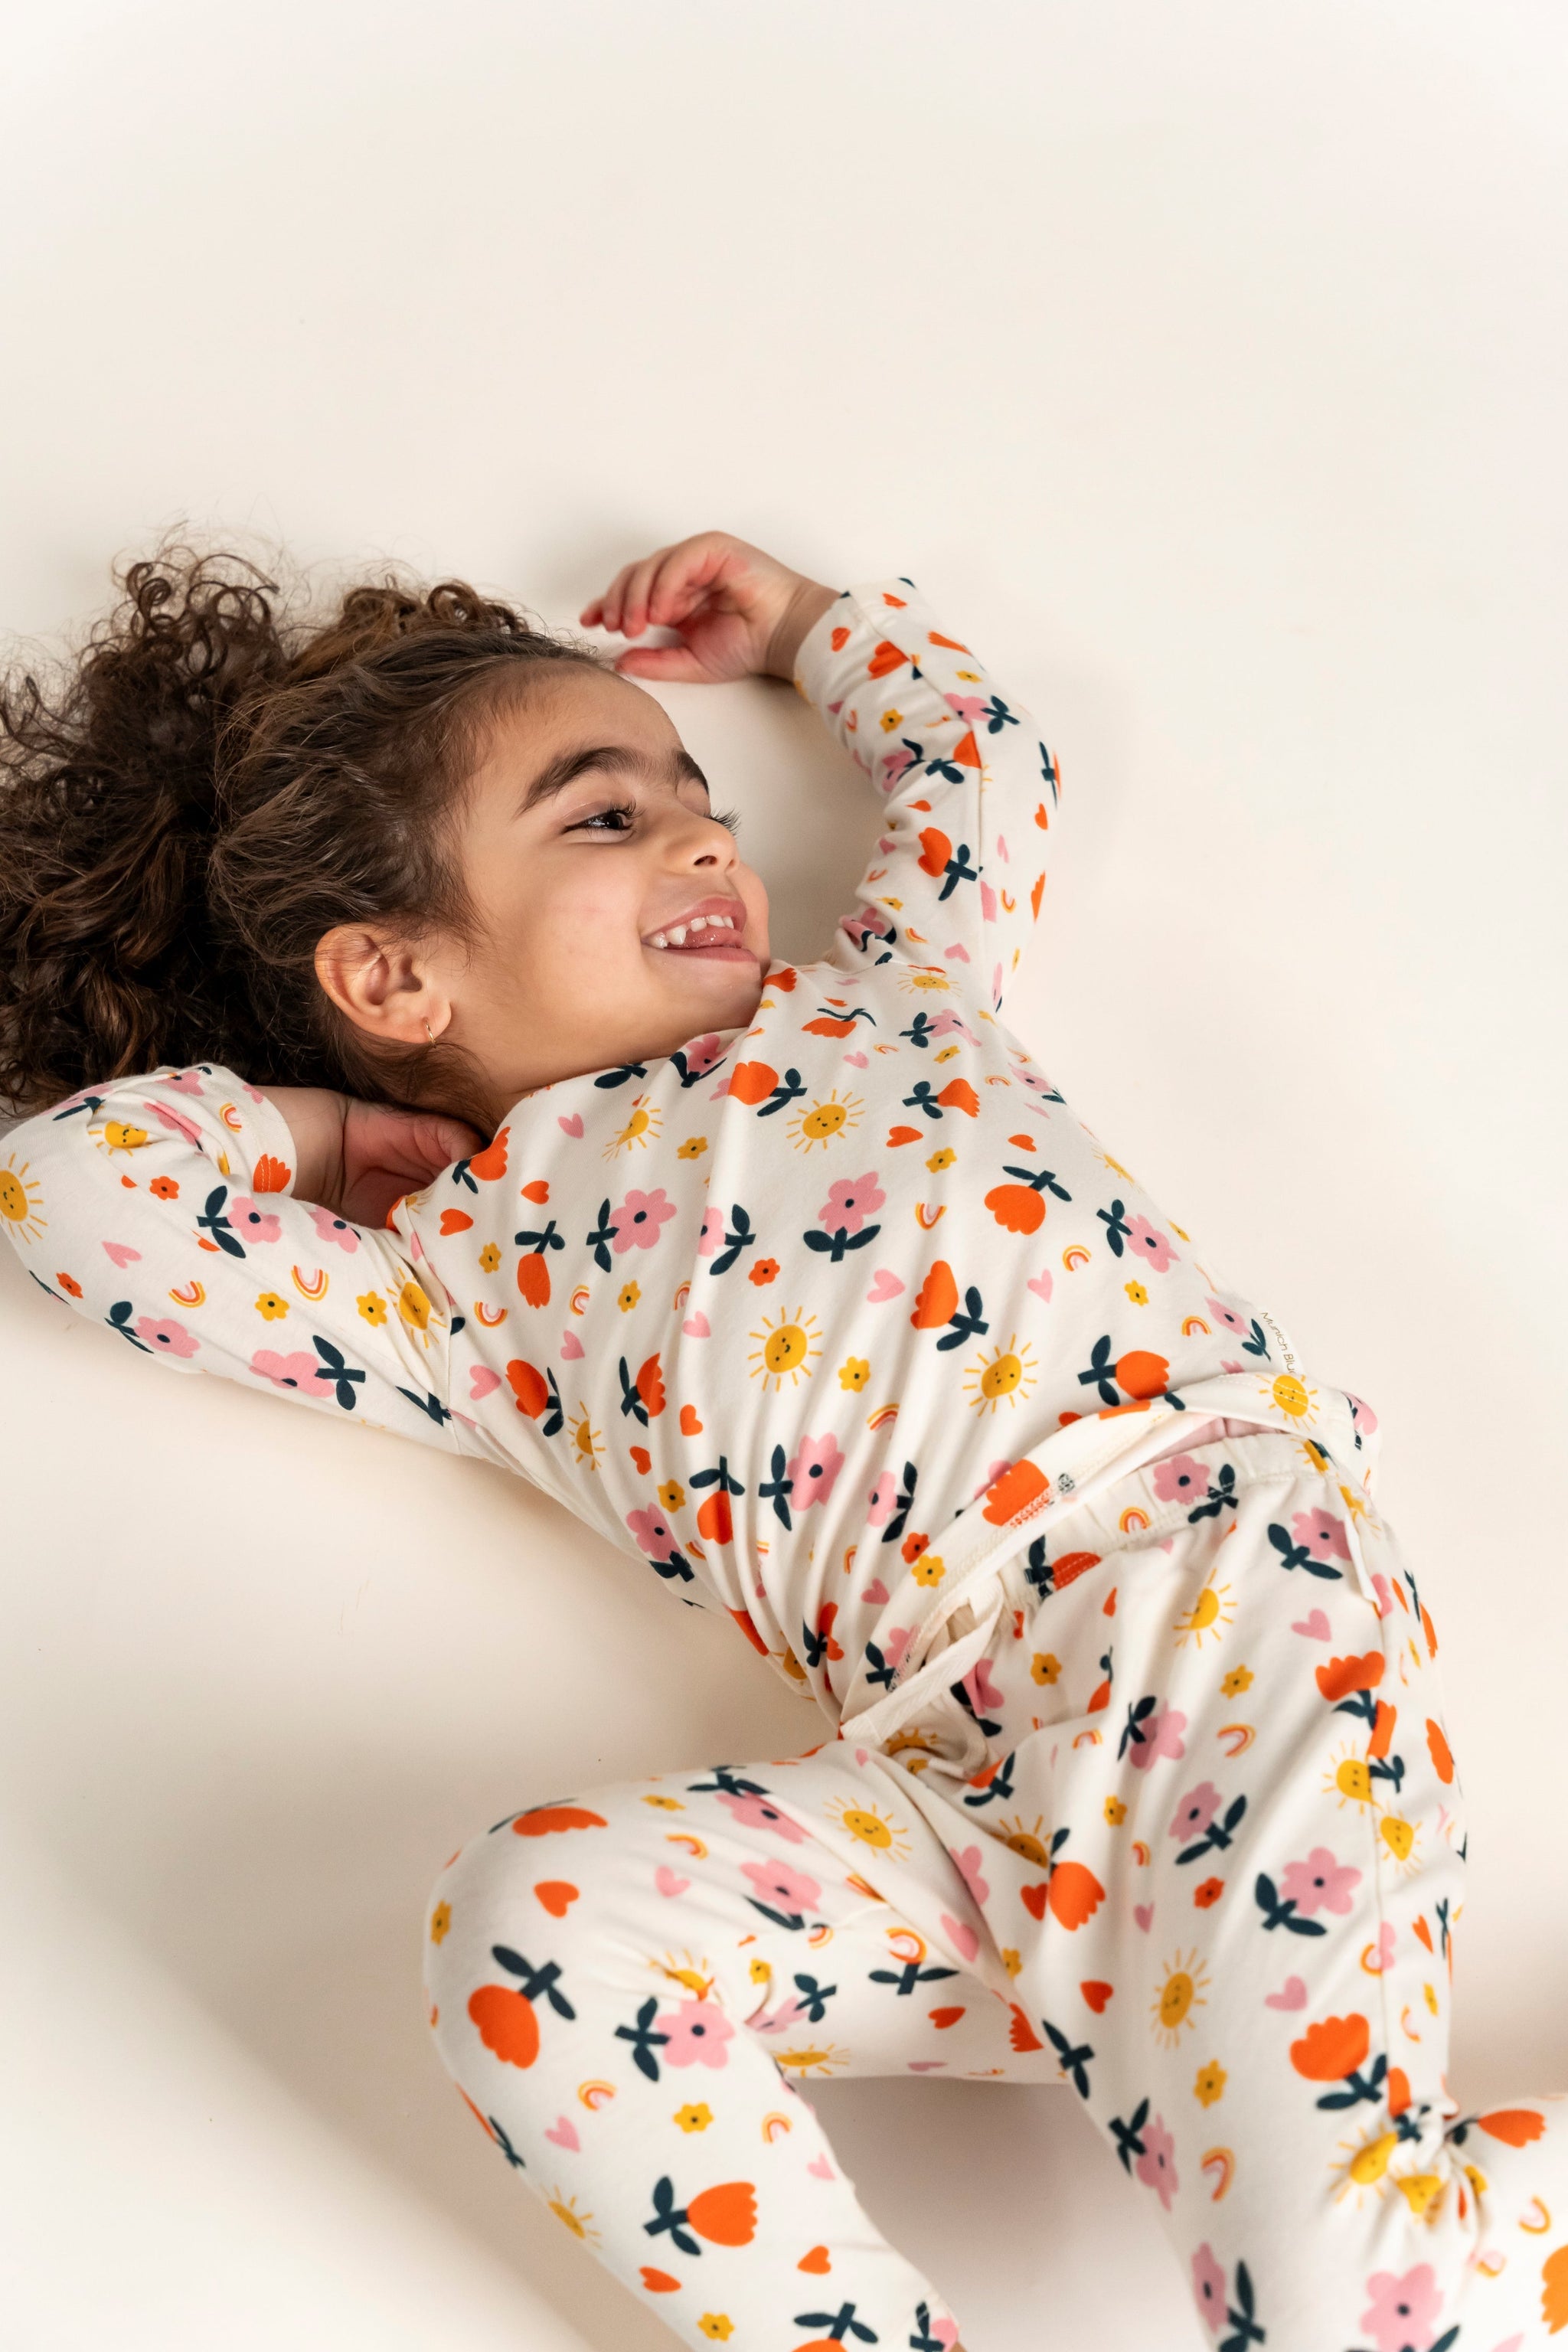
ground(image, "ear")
xmin=314 ymin=925 xmax=453 ymax=1047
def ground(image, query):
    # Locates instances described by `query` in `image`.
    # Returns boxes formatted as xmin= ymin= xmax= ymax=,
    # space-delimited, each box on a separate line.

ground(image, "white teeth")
xmin=647 ymin=911 xmax=737 ymax=949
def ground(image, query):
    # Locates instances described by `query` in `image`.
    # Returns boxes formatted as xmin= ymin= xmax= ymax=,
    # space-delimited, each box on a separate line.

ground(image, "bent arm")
xmin=792 ymin=577 xmax=1060 ymax=1011
xmin=2 ymin=1066 xmax=465 ymax=1449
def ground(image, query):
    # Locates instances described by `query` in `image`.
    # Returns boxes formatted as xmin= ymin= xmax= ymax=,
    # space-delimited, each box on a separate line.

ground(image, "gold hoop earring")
xmin=424 ymin=1020 xmax=436 ymax=1045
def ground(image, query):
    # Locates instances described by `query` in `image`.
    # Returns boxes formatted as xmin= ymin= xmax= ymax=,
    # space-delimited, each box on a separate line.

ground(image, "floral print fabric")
xmin=5 ymin=578 xmax=1563 ymax=2342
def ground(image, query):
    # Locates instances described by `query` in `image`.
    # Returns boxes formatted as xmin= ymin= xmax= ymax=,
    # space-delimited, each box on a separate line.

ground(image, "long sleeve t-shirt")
xmin=1 ymin=578 xmax=1332 ymax=1724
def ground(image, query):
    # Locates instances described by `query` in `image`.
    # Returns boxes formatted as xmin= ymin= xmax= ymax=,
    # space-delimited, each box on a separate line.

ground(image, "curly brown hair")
xmin=0 ymin=540 xmax=610 ymax=1122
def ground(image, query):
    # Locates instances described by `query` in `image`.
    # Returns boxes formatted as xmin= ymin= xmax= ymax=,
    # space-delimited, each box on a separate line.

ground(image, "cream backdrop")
xmin=2 ymin=5 xmax=1565 ymax=2346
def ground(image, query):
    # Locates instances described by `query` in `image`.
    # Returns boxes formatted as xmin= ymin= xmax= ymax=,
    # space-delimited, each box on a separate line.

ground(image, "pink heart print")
xmin=859 ymin=1578 xmax=890 ymax=1606
xmin=865 ymin=1269 xmax=905 ymax=1304
xmin=807 ymin=2153 xmax=835 ymax=2180
xmin=469 ymin=1364 xmax=501 ymax=1400
xmin=844 ymin=1050 xmax=869 ymax=1068
xmin=1292 ymin=1609 xmax=1333 ymax=1641
xmin=557 ymin=1112 xmax=583 ymax=1137
xmin=1265 ymin=1976 xmax=1308 ymax=2011
xmin=102 ymin=1241 xmax=142 ymax=1268
xmin=654 ymin=1865 xmax=689 ymax=1899
xmin=1133 ymin=1903 xmax=1155 ymax=1932
xmin=544 ymin=2115 xmax=580 ymax=2151
xmin=560 ymin=1331 xmax=585 ymax=1360
xmin=682 ymin=1312 xmax=710 ymax=1338
xmin=940 ymin=1914 xmax=980 ymax=1963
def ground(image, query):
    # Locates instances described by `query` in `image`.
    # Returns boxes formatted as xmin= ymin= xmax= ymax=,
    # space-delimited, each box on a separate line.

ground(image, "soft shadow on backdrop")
xmin=2 ymin=5 xmax=1565 ymax=2347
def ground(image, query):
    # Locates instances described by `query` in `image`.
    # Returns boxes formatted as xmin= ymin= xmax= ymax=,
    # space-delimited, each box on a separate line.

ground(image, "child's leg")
xmin=423 ymin=1753 xmax=1053 ymax=2352
xmin=959 ymin=1432 xmax=1568 ymax=2348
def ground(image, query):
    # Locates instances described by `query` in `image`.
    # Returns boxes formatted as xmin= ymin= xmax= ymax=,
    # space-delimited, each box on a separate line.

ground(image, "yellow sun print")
xmin=788 ymin=1089 xmax=864 ymax=1152
xmin=747 ymin=1307 xmax=822 ymax=1392
xmin=1172 ymin=1572 xmax=1236 ymax=1651
xmin=1152 ymin=1949 xmax=1211 ymax=2049
xmin=962 ymin=1334 xmax=1038 ymax=1414
xmin=0 ymin=1155 xmax=45 ymax=1243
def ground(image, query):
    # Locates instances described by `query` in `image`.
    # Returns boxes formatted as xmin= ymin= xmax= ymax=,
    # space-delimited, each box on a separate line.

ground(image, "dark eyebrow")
xmin=518 ymin=742 xmax=709 ymax=815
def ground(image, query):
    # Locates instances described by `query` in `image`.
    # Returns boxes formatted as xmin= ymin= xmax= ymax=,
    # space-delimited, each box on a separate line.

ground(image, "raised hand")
xmin=580 ymin=529 xmax=838 ymax=686
xmin=265 ymin=1084 xmax=482 ymax=1223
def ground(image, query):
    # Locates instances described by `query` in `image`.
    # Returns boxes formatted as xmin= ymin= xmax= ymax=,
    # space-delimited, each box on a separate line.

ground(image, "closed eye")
xmin=569 ymin=801 xmax=637 ymax=833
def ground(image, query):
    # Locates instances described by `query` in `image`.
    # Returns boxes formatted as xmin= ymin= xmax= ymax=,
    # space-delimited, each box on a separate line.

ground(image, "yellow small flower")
xmin=698 ymin=2321 xmax=733 ymax=2344
xmin=357 ymin=1291 xmax=387 ymax=1325
xmin=879 ymin=706 xmax=903 ymax=733
xmin=677 ymin=1137 xmax=707 ymax=1160
xmin=1194 ymin=2060 xmax=1227 ymax=2107
xmin=749 ymin=1957 xmax=773 ymax=1985
xmin=926 ymin=1146 xmax=956 ymax=1172
xmin=254 ymin=1291 xmax=289 ymax=1321
xmin=1221 ymin=1664 xmax=1254 ymax=1698
xmin=1001 ymin=1946 xmax=1023 ymax=1978
xmin=674 ymin=2102 xmax=713 ymax=2133
xmin=641 ymin=1793 xmax=684 ymax=1810
xmin=429 ymin=1901 xmax=451 ymax=1945
xmin=1124 ymin=1279 xmax=1148 ymax=1306
xmin=913 ymin=1553 xmax=946 ymax=1587
xmin=1171 ymin=1222 xmax=1191 ymax=1242
xmin=1031 ymin=1652 xmax=1061 ymax=1686
xmin=618 ymin=1280 xmax=642 ymax=1312
xmin=398 ymin=1279 xmax=433 ymax=1331
xmin=838 ymin=1356 xmax=871 ymax=1391
xmin=659 ymin=1480 xmax=686 ymax=1513
xmin=1104 ymin=1795 xmax=1128 ymax=1826
xmin=479 ymin=1242 xmax=501 ymax=1273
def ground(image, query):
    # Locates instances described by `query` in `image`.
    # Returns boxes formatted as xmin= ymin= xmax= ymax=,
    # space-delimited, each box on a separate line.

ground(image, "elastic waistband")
xmin=838 ymin=1364 xmax=1377 ymax=1751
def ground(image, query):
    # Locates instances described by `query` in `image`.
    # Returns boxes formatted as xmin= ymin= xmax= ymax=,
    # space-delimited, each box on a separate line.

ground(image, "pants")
xmin=425 ymin=1421 xmax=1567 ymax=2350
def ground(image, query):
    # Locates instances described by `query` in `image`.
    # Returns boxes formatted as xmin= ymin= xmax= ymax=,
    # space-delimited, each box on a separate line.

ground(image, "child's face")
xmin=442 ymin=665 xmax=770 ymax=1110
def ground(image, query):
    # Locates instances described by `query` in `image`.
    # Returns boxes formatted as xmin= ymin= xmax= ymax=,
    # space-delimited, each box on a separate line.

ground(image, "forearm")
xmin=764 ymin=579 xmax=840 ymax=682
xmin=260 ymin=1085 xmax=346 ymax=1207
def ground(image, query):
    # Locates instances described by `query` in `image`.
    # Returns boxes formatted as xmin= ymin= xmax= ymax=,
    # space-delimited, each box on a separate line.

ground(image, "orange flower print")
xmin=1426 ymin=1717 xmax=1455 ymax=1784
xmin=56 ymin=1271 xmax=82 ymax=1297
xmin=251 ymin=1155 xmax=291 ymax=1194
xmin=727 ymin=1063 xmax=777 ymax=1106
xmin=150 ymin=1174 xmax=180 ymax=1201
xmin=1315 ymin=1652 xmax=1383 ymax=1704
xmin=749 ymin=1257 xmax=780 ymax=1285
xmin=1289 ymin=2013 xmax=1379 ymax=2109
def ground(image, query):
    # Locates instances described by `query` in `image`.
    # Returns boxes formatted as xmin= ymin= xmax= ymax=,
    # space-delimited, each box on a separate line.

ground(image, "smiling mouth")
xmin=644 ymin=910 xmax=753 ymax=959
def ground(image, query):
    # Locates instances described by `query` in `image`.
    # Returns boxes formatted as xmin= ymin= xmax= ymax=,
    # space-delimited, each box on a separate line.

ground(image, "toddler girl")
xmin=2 ymin=529 xmax=1562 ymax=2349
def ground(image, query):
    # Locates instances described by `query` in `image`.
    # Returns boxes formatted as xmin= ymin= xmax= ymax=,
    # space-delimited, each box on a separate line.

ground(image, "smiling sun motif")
xmin=1172 ymin=1571 xmax=1236 ymax=1651
xmin=1151 ymin=1949 xmax=1211 ymax=2050
xmin=824 ymin=1795 xmax=911 ymax=1860
xmin=747 ymin=1307 xmax=822 ymax=1392
xmin=962 ymin=1334 xmax=1037 ymax=1414
xmin=604 ymin=1096 xmax=663 ymax=1158
xmin=0 ymin=1155 xmax=45 ymax=1245
xmin=788 ymin=1089 xmax=864 ymax=1152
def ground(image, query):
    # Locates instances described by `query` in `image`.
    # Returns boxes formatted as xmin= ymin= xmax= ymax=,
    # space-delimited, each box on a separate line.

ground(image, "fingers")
xmin=610 ymin=644 xmax=713 ymax=685
xmin=580 ymin=531 xmax=735 ymax=637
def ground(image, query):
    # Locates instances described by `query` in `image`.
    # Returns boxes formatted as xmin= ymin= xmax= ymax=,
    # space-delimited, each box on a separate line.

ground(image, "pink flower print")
xmin=697 ymin=1205 xmax=725 ymax=1256
xmin=1191 ymin=2243 xmax=1227 ymax=2336
xmin=865 ymin=1470 xmax=898 ymax=1527
xmin=879 ymin=743 xmax=920 ymax=790
xmin=228 ymin=1196 xmax=281 ymax=1245
xmin=942 ymin=691 xmax=988 ymax=724
xmin=152 ymin=1099 xmax=202 ymax=1145
xmin=929 ymin=1009 xmax=979 ymax=1045
xmin=740 ymin=1858 xmax=821 ymax=1919
xmin=1125 ymin=1215 xmax=1177 ymax=1272
xmin=786 ymin=1433 xmax=845 ymax=1510
xmin=1150 ymin=1453 xmax=1208 ymax=1506
xmin=1129 ymin=1707 xmax=1187 ymax=1772
xmin=949 ymin=1844 xmax=990 ymax=1906
xmin=655 ymin=1999 xmax=735 ymax=2070
xmin=609 ymin=1187 xmax=676 ymax=1253
xmin=1168 ymin=1782 xmax=1221 ymax=1844
xmin=163 ymin=1069 xmax=206 ymax=1095
xmin=880 ymin=1625 xmax=916 ymax=1674
xmin=961 ymin=1658 xmax=1005 ymax=1721
xmin=251 ymin=1348 xmax=333 ymax=1397
xmin=134 ymin=1317 xmax=199 ymax=1358
xmin=307 ymin=1201 xmax=360 ymax=1253
xmin=818 ymin=1173 xmax=885 ymax=1236
xmin=1358 ymin=2265 xmax=1443 ymax=2352
xmin=841 ymin=906 xmax=895 ymax=952
xmin=1279 ymin=1846 xmax=1362 ymax=1919
xmin=1347 ymin=1390 xmax=1380 ymax=1439
xmin=716 ymin=1789 xmax=806 ymax=1843
xmin=679 ymin=1031 xmax=726 ymax=1079
xmin=1292 ymin=1507 xmax=1351 ymax=1566
xmin=1205 ymin=1296 xmax=1250 ymax=1338
xmin=626 ymin=1506 xmax=681 ymax=1560
xmin=1134 ymin=2113 xmax=1178 ymax=2210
